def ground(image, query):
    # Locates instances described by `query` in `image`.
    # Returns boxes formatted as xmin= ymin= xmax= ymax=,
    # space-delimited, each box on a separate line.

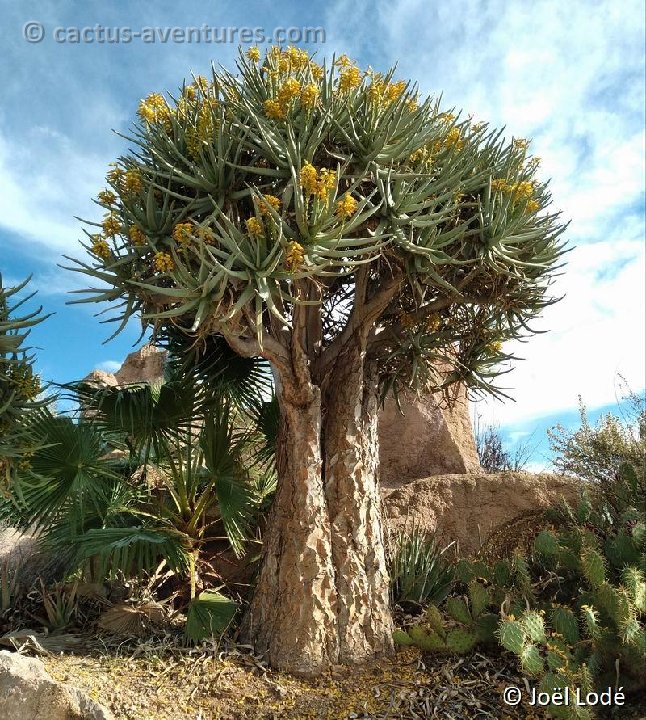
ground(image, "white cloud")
xmin=96 ymin=359 xmax=122 ymax=374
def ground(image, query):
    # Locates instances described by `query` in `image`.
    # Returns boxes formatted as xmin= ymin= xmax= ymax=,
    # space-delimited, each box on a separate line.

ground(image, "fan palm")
xmin=3 ymin=342 xmax=278 ymax=598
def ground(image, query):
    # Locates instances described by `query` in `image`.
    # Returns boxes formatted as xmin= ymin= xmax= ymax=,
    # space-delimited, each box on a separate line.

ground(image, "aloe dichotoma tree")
xmin=0 ymin=274 xmax=49 ymax=482
xmin=66 ymin=47 xmax=568 ymax=674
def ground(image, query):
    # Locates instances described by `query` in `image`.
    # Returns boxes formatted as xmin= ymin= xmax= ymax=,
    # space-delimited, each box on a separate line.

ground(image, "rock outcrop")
xmin=381 ymin=471 xmax=580 ymax=556
xmin=378 ymin=384 xmax=480 ymax=483
xmin=0 ymin=650 xmax=114 ymax=720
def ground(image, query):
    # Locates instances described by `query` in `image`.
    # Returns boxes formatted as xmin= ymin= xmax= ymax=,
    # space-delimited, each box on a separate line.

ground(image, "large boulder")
xmin=0 ymin=650 xmax=113 ymax=720
xmin=378 ymin=385 xmax=480 ymax=484
xmin=381 ymin=471 xmax=580 ymax=556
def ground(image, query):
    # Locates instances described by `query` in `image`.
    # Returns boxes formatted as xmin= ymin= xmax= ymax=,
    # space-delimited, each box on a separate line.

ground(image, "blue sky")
xmin=1 ymin=0 xmax=644 ymax=469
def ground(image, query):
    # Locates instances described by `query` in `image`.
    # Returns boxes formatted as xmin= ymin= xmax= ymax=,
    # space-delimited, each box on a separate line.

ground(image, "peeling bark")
xmin=323 ymin=343 xmax=394 ymax=664
xmin=240 ymin=381 xmax=339 ymax=674
xmin=241 ymin=335 xmax=394 ymax=675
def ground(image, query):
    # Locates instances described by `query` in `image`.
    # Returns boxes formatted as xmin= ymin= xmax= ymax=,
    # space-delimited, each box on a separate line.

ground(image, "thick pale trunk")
xmin=240 ymin=384 xmax=339 ymax=673
xmin=323 ymin=350 xmax=394 ymax=664
xmin=241 ymin=341 xmax=393 ymax=675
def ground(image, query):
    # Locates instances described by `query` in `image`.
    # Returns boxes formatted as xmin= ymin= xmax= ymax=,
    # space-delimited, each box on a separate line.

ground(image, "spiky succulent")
xmin=66 ymin=45 xmax=567 ymax=400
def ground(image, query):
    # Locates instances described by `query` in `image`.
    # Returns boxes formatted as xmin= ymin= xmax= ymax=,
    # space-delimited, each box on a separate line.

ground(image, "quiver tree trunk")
xmin=240 ymin=336 xmax=393 ymax=675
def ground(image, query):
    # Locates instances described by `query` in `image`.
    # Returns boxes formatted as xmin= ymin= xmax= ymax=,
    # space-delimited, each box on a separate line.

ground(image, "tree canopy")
xmin=66 ymin=46 xmax=567 ymax=402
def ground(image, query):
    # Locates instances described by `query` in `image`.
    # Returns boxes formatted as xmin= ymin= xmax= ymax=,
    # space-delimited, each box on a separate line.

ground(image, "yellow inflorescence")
xmin=285 ymin=46 xmax=310 ymax=70
xmin=138 ymin=92 xmax=171 ymax=126
xmin=193 ymin=75 xmax=210 ymax=93
xmin=245 ymin=217 xmax=264 ymax=237
xmin=247 ymin=46 xmax=260 ymax=63
xmin=97 ymin=189 xmax=116 ymax=206
xmin=316 ymin=169 xmax=336 ymax=200
xmin=10 ymin=365 xmax=41 ymax=400
xmin=123 ymin=169 xmax=143 ymax=195
xmin=310 ymin=63 xmax=325 ymax=81
xmin=491 ymin=178 xmax=508 ymax=193
xmin=300 ymin=84 xmax=320 ymax=109
xmin=91 ymin=234 xmax=111 ymax=260
xmin=299 ymin=162 xmax=319 ymax=195
xmin=488 ymin=340 xmax=503 ymax=354
xmin=154 ymin=251 xmax=174 ymax=272
xmin=338 ymin=66 xmax=362 ymax=92
xmin=128 ymin=226 xmax=146 ymax=246
xmin=513 ymin=138 xmax=530 ymax=152
xmin=264 ymin=98 xmax=287 ymax=121
xmin=284 ymin=241 xmax=305 ymax=272
xmin=526 ymin=199 xmax=540 ymax=213
xmin=186 ymin=98 xmax=219 ymax=157
xmin=106 ymin=166 xmax=124 ymax=189
xmin=426 ymin=314 xmax=441 ymax=332
xmin=299 ymin=162 xmax=337 ymax=200
xmin=512 ymin=181 xmax=534 ymax=201
xmin=367 ymin=77 xmax=407 ymax=107
xmin=445 ymin=127 xmax=465 ymax=150
xmin=172 ymin=222 xmax=195 ymax=246
xmin=335 ymin=193 xmax=358 ymax=219
xmin=277 ymin=78 xmax=302 ymax=104
xmin=258 ymin=194 xmax=281 ymax=216
xmin=102 ymin=214 xmax=121 ymax=238
xmin=197 ymin=226 xmax=216 ymax=244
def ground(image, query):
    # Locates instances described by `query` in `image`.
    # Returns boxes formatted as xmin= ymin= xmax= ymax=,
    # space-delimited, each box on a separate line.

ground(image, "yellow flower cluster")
xmin=263 ymin=98 xmax=287 ymax=121
xmin=367 ymin=77 xmax=407 ymax=106
xmin=102 ymin=214 xmax=121 ymax=237
xmin=335 ymin=193 xmax=358 ymax=219
xmin=128 ymin=226 xmax=146 ymax=246
xmin=91 ymin=234 xmax=111 ymax=260
xmin=97 ymin=189 xmax=116 ymax=206
xmin=284 ymin=241 xmax=305 ymax=272
xmin=512 ymin=180 xmax=534 ymax=201
xmin=193 ymin=75 xmax=210 ymax=94
xmin=9 ymin=365 xmax=41 ymax=400
xmin=513 ymin=138 xmax=530 ymax=152
xmin=338 ymin=66 xmax=362 ymax=92
xmin=490 ymin=178 xmax=540 ymax=213
xmin=123 ymin=169 xmax=143 ymax=194
xmin=300 ymin=83 xmax=320 ymax=109
xmin=245 ymin=217 xmax=264 ymax=237
xmin=258 ymin=194 xmax=281 ymax=216
xmin=445 ymin=127 xmax=465 ymax=150
xmin=138 ymin=92 xmax=171 ymax=126
xmin=186 ymin=98 xmax=219 ymax=157
xmin=172 ymin=222 xmax=196 ymax=246
xmin=246 ymin=46 xmax=260 ymax=63
xmin=154 ymin=251 xmax=174 ymax=272
xmin=426 ymin=314 xmax=441 ymax=332
xmin=277 ymin=78 xmax=301 ymax=104
xmin=437 ymin=112 xmax=456 ymax=124
xmin=487 ymin=340 xmax=503 ymax=354
xmin=299 ymin=162 xmax=336 ymax=200
xmin=106 ymin=166 xmax=124 ymax=188
xmin=197 ymin=226 xmax=216 ymax=244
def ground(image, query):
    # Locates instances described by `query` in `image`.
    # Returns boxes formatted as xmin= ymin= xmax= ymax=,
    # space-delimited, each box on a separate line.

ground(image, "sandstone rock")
xmin=81 ymin=345 xmax=166 ymax=390
xmin=381 ymin=471 xmax=580 ymax=556
xmin=378 ymin=385 xmax=480 ymax=485
xmin=113 ymin=345 xmax=166 ymax=385
xmin=0 ymin=650 xmax=114 ymax=720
